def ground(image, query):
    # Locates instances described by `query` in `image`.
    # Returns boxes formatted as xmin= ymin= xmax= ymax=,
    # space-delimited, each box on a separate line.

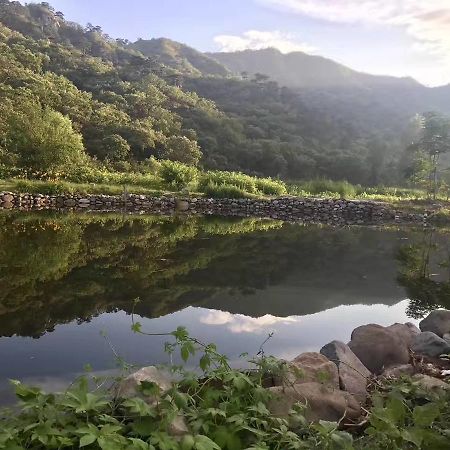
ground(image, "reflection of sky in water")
xmin=0 ymin=300 xmax=416 ymax=401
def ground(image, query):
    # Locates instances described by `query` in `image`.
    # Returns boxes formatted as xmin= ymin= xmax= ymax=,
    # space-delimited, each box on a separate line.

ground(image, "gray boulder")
xmin=413 ymin=374 xmax=449 ymax=392
xmin=411 ymin=331 xmax=450 ymax=358
xmin=420 ymin=310 xmax=450 ymax=337
xmin=117 ymin=366 xmax=188 ymax=437
xmin=116 ymin=366 xmax=173 ymax=402
xmin=320 ymin=340 xmax=370 ymax=403
xmin=381 ymin=364 xmax=417 ymax=378
xmin=268 ymin=382 xmax=361 ymax=423
xmin=348 ymin=323 xmax=417 ymax=374
xmin=290 ymin=352 xmax=339 ymax=388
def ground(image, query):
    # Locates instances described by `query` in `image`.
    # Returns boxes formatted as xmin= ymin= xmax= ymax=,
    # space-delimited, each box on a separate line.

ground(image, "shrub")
xmin=159 ymin=160 xmax=198 ymax=189
xmin=202 ymin=182 xmax=248 ymax=198
xmin=255 ymin=178 xmax=287 ymax=196
xmin=199 ymin=171 xmax=257 ymax=194
xmin=291 ymin=179 xmax=358 ymax=198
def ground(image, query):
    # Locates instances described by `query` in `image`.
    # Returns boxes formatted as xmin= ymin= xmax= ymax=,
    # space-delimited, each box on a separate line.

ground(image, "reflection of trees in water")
xmin=0 ymin=212 xmax=283 ymax=337
xmin=397 ymin=229 xmax=450 ymax=318
xmin=0 ymin=211 xmax=405 ymax=338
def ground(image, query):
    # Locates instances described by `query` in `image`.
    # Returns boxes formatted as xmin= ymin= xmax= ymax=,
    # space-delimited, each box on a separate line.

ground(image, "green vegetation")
xmin=1 ymin=0 xmax=450 ymax=189
xmin=0 ymin=326 xmax=448 ymax=449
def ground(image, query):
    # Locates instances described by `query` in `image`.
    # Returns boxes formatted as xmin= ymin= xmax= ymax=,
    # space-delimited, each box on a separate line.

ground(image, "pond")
xmin=1 ymin=211 xmax=449 ymax=402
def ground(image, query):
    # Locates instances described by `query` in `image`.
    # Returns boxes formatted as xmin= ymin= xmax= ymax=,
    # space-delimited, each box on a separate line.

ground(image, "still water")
xmin=1 ymin=211 xmax=449 ymax=401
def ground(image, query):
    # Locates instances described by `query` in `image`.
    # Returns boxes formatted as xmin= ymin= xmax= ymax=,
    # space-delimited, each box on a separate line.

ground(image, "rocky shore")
xmin=119 ymin=309 xmax=450 ymax=431
xmin=0 ymin=191 xmax=426 ymax=225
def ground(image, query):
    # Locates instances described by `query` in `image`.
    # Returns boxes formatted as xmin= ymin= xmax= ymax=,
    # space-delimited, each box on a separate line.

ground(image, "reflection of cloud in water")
xmin=200 ymin=310 xmax=298 ymax=333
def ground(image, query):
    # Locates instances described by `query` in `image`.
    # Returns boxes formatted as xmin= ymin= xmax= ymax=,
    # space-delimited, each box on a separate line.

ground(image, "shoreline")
xmin=0 ymin=191 xmax=427 ymax=225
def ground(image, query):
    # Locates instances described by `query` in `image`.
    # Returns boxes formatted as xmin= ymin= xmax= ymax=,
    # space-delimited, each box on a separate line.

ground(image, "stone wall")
xmin=0 ymin=191 xmax=425 ymax=225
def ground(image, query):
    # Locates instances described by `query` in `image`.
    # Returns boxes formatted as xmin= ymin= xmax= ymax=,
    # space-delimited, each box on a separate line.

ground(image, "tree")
xmin=161 ymin=135 xmax=202 ymax=166
xmin=100 ymin=134 xmax=130 ymax=161
xmin=5 ymin=99 xmax=87 ymax=170
xmin=418 ymin=112 xmax=450 ymax=198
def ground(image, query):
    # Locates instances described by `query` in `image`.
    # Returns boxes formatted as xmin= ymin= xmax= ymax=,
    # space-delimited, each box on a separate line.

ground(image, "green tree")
xmin=161 ymin=135 xmax=202 ymax=166
xmin=99 ymin=134 xmax=131 ymax=161
xmin=418 ymin=112 xmax=450 ymax=198
xmin=5 ymin=99 xmax=87 ymax=170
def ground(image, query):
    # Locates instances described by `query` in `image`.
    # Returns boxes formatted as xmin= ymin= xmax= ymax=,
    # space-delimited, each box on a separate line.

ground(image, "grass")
xmin=3 ymin=169 xmax=450 ymax=219
xmin=0 ymin=179 xmax=174 ymax=197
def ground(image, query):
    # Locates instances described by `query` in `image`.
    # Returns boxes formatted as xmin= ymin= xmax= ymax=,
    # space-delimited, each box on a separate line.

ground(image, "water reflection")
xmin=0 ymin=211 xmax=450 ymax=393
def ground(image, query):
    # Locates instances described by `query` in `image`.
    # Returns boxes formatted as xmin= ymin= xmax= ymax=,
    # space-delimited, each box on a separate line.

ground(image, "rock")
xmin=2 ymin=193 xmax=14 ymax=202
xmin=117 ymin=367 xmax=189 ymax=438
xmin=348 ymin=323 xmax=414 ymax=374
xmin=268 ymin=383 xmax=361 ymax=423
xmin=64 ymin=198 xmax=77 ymax=207
xmin=168 ymin=415 xmax=189 ymax=437
xmin=412 ymin=374 xmax=449 ymax=391
xmin=444 ymin=333 xmax=450 ymax=344
xmin=175 ymin=199 xmax=189 ymax=211
xmin=116 ymin=366 xmax=172 ymax=402
xmin=289 ymin=352 xmax=339 ymax=388
xmin=411 ymin=331 xmax=450 ymax=358
xmin=419 ymin=310 xmax=450 ymax=338
xmin=320 ymin=341 xmax=370 ymax=403
xmin=381 ymin=364 xmax=417 ymax=378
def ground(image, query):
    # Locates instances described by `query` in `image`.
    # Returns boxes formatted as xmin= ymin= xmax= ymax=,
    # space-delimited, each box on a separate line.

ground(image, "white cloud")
xmin=259 ymin=0 xmax=450 ymax=85
xmin=214 ymin=30 xmax=317 ymax=54
xmin=200 ymin=310 xmax=298 ymax=333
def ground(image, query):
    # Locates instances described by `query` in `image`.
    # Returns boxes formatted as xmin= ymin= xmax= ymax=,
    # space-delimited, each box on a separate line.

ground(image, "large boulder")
xmin=381 ymin=364 xmax=417 ymax=378
xmin=411 ymin=331 xmax=450 ymax=358
xmin=117 ymin=366 xmax=188 ymax=437
xmin=290 ymin=352 xmax=339 ymax=388
xmin=412 ymin=374 xmax=449 ymax=392
xmin=348 ymin=323 xmax=417 ymax=374
xmin=419 ymin=310 xmax=450 ymax=338
xmin=320 ymin=341 xmax=370 ymax=403
xmin=268 ymin=383 xmax=361 ymax=423
xmin=116 ymin=366 xmax=172 ymax=402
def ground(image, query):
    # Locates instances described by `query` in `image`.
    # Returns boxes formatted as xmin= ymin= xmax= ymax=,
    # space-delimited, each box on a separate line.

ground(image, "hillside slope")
xmin=130 ymin=38 xmax=230 ymax=77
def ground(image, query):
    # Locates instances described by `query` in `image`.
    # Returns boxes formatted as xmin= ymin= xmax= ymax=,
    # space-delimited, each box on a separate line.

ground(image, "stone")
xmin=411 ymin=331 xmax=450 ymax=358
xmin=381 ymin=364 xmax=417 ymax=378
xmin=320 ymin=341 xmax=370 ymax=403
xmin=116 ymin=366 xmax=172 ymax=402
xmin=419 ymin=310 xmax=450 ymax=338
xmin=168 ymin=415 xmax=189 ymax=437
xmin=348 ymin=324 xmax=414 ymax=374
xmin=64 ymin=198 xmax=77 ymax=207
xmin=412 ymin=374 xmax=449 ymax=391
xmin=443 ymin=333 xmax=450 ymax=344
xmin=268 ymin=383 xmax=361 ymax=423
xmin=175 ymin=199 xmax=189 ymax=211
xmin=2 ymin=193 xmax=14 ymax=202
xmin=290 ymin=352 xmax=339 ymax=388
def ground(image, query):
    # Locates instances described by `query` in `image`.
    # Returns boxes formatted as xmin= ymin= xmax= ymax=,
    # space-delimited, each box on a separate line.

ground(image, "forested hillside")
xmin=0 ymin=0 xmax=448 ymax=186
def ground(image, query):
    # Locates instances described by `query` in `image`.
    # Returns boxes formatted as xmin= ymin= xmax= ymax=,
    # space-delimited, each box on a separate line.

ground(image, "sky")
xmin=35 ymin=0 xmax=450 ymax=87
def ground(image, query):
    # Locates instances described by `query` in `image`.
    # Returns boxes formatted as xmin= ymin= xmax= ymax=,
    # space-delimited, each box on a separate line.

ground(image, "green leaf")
xmin=413 ymin=403 xmax=440 ymax=427
xmin=79 ymin=434 xmax=97 ymax=447
xmin=195 ymin=435 xmax=221 ymax=450
xmin=401 ymin=428 xmax=424 ymax=448
xmin=180 ymin=435 xmax=195 ymax=450
xmin=199 ymin=355 xmax=211 ymax=371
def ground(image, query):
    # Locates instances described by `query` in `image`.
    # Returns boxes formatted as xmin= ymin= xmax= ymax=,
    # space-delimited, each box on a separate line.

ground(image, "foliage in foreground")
xmin=1 ymin=326 xmax=449 ymax=450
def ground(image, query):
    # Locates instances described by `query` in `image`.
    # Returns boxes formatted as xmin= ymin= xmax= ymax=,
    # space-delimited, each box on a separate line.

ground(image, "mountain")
xmin=130 ymin=38 xmax=230 ymax=77
xmin=1 ymin=0 xmax=450 ymax=186
xmin=209 ymin=48 xmax=421 ymax=89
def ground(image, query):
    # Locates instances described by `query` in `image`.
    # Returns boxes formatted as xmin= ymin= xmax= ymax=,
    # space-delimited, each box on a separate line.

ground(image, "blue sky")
xmin=38 ymin=0 xmax=450 ymax=86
